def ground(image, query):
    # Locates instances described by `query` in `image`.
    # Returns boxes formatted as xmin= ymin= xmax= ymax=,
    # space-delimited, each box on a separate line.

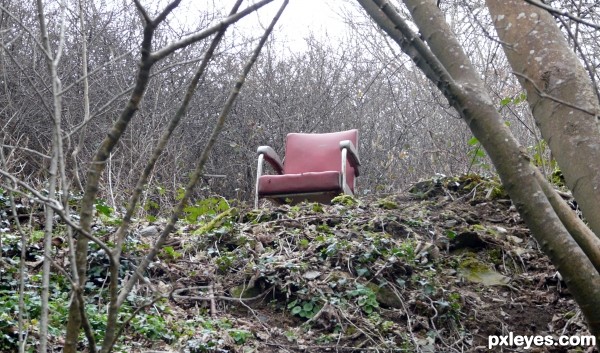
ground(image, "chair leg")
xmin=255 ymin=154 xmax=264 ymax=209
xmin=341 ymin=148 xmax=353 ymax=195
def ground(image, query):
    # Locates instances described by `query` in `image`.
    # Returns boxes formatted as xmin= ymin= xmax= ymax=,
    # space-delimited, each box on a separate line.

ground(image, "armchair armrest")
xmin=340 ymin=140 xmax=361 ymax=175
xmin=257 ymin=146 xmax=284 ymax=174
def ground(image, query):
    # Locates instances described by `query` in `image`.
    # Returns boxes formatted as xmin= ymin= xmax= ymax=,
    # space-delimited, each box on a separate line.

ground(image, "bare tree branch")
xmin=102 ymin=0 xmax=246 ymax=351
xmin=524 ymin=0 xmax=600 ymax=30
xmin=512 ymin=71 xmax=597 ymax=116
xmin=151 ymin=0 xmax=275 ymax=62
xmin=116 ymin=0 xmax=290 ymax=312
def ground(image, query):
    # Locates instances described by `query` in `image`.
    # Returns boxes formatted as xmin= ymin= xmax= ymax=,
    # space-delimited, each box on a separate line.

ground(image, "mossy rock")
xmin=229 ymin=285 xmax=262 ymax=299
xmin=376 ymin=198 xmax=399 ymax=210
xmin=331 ymin=194 xmax=358 ymax=206
xmin=458 ymin=256 xmax=510 ymax=286
xmin=367 ymin=283 xmax=403 ymax=309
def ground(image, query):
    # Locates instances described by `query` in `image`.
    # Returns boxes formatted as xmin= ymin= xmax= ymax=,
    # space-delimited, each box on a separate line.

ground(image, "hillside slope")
xmin=132 ymin=175 xmax=595 ymax=353
xmin=2 ymin=175 xmax=597 ymax=352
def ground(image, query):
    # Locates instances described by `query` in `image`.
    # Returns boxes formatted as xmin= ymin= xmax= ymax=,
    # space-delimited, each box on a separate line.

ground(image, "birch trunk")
xmin=486 ymin=0 xmax=600 ymax=238
xmin=357 ymin=0 xmax=600 ymax=339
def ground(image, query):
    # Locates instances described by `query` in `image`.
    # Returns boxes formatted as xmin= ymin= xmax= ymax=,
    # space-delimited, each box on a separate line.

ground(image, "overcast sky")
xmin=272 ymin=0 xmax=348 ymax=46
xmin=187 ymin=0 xmax=353 ymax=51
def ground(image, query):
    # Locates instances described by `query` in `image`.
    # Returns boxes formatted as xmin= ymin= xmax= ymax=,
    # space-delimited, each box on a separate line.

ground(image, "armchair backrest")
xmin=284 ymin=129 xmax=358 ymax=190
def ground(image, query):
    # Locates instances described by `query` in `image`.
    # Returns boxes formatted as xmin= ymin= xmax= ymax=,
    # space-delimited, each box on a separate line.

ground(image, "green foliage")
xmin=287 ymin=299 xmax=321 ymax=319
xmin=184 ymin=197 xmax=230 ymax=224
xmin=316 ymin=234 xmax=350 ymax=259
xmin=467 ymin=137 xmax=490 ymax=171
xmin=215 ymin=253 xmax=235 ymax=273
xmin=175 ymin=187 xmax=186 ymax=201
xmin=298 ymin=238 xmax=309 ymax=249
xmin=144 ymin=199 xmax=159 ymax=214
xmin=376 ymin=198 xmax=399 ymax=210
xmin=130 ymin=311 xmax=172 ymax=341
xmin=527 ymin=140 xmax=563 ymax=185
xmin=389 ymin=241 xmax=417 ymax=263
xmin=31 ymin=230 xmax=45 ymax=243
xmin=95 ymin=198 xmax=113 ymax=217
xmin=95 ymin=198 xmax=122 ymax=225
xmin=499 ymin=92 xmax=527 ymax=107
xmin=160 ymin=246 xmax=182 ymax=261
xmin=550 ymin=168 xmax=565 ymax=187
xmin=447 ymin=292 xmax=462 ymax=315
xmin=229 ymin=329 xmax=252 ymax=344
xmin=347 ymin=284 xmax=379 ymax=314
xmin=446 ymin=230 xmax=457 ymax=240
xmin=311 ymin=203 xmax=324 ymax=213
xmin=331 ymin=194 xmax=358 ymax=206
xmin=0 ymin=289 xmax=38 ymax=351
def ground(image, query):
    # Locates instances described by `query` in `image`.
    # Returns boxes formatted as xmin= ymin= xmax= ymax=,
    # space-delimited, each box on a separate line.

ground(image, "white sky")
xmin=189 ymin=0 xmax=352 ymax=51
xmin=264 ymin=0 xmax=349 ymax=47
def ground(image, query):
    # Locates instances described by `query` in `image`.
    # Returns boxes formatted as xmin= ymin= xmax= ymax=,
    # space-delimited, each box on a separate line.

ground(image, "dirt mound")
xmin=137 ymin=175 xmax=596 ymax=353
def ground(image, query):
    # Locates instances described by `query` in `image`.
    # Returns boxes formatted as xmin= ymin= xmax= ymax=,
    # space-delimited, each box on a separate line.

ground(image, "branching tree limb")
xmin=115 ymin=0 xmax=289 ymax=312
xmin=102 ymin=0 xmax=245 ymax=351
xmin=524 ymin=0 xmax=600 ymax=30
xmin=62 ymin=0 xmax=280 ymax=351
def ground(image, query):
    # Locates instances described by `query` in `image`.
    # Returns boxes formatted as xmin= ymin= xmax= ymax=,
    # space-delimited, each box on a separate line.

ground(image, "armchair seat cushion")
xmin=258 ymin=171 xmax=343 ymax=196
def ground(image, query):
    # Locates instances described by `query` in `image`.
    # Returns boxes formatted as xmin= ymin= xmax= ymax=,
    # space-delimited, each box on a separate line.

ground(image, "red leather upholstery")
xmin=256 ymin=129 xmax=359 ymax=202
xmin=258 ymin=171 xmax=342 ymax=195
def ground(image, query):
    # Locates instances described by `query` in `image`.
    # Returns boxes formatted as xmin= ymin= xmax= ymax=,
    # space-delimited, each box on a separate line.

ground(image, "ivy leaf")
xmin=467 ymin=137 xmax=479 ymax=146
xmin=356 ymin=267 xmax=370 ymax=277
xmin=95 ymin=201 xmax=112 ymax=217
xmin=500 ymin=97 xmax=512 ymax=106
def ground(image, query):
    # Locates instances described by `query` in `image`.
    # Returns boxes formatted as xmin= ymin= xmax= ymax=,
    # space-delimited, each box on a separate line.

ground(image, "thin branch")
xmin=513 ymin=71 xmax=597 ymax=116
xmin=1 ymin=144 xmax=52 ymax=159
xmin=152 ymin=0 xmax=182 ymax=26
xmin=0 ymin=169 xmax=116 ymax=265
xmin=1 ymin=147 xmax=29 ymax=353
xmin=113 ymin=293 xmax=170 ymax=343
xmin=59 ymin=50 xmax=134 ymax=95
xmin=151 ymin=0 xmax=275 ymax=62
xmin=0 ymin=4 xmax=49 ymax=56
xmin=116 ymin=0 xmax=290 ymax=308
xmin=66 ymin=55 xmax=202 ymax=138
xmin=555 ymin=16 xmax=600 ymax=102
xmin=76 ymin=290 xmax=97 ymax=353
xmin=534 ymin=170 xmax=600 ymax=274
xmin=54 ymin=0 xmax=67 ymax=65
xmin=524 ymin=0 xmax=600 ymax=30
xmin=132 ymin=0 xmax=152 ymax=25
xmin=102 ymin=1 xmax=245 ymax=351
xmin=355 ymin=0 xmax=454 ymax=99
xmin=0 ymin=42 xmax=53 ymax=117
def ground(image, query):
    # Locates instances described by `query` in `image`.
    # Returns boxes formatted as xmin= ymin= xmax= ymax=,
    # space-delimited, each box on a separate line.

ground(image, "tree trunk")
xmin=357 ymin=0 xmax=600 ymax=339
xmin=486 ymin=0 xmax=600 ymax=238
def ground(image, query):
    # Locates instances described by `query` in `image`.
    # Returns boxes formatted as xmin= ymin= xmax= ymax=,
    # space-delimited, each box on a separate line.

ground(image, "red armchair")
xmin=254 ymin=129 xmax=360 ymax=208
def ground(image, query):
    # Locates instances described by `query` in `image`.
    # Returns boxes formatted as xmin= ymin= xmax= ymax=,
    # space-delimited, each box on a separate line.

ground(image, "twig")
xmin=252 ymin=215 xmax=348 ymax=227
xmin=172 ymin=285 xmax=274 ymax=303
xmin=0 ymin=144 xmax=51 ymax=159
xmin=523 ymin=0 xmax=600 ymax=30
xmin=116 ymin=0 xmax=289 ymax=308
xmin=208 ymin=283 xmax=217 ymax=317
xmin=512 ymin=71 xmax=597 ymax=116
xmin=2 ymin=148 xmax=29 ymax=353
xmin=0 ymin=173 xmax=116 ymax=264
